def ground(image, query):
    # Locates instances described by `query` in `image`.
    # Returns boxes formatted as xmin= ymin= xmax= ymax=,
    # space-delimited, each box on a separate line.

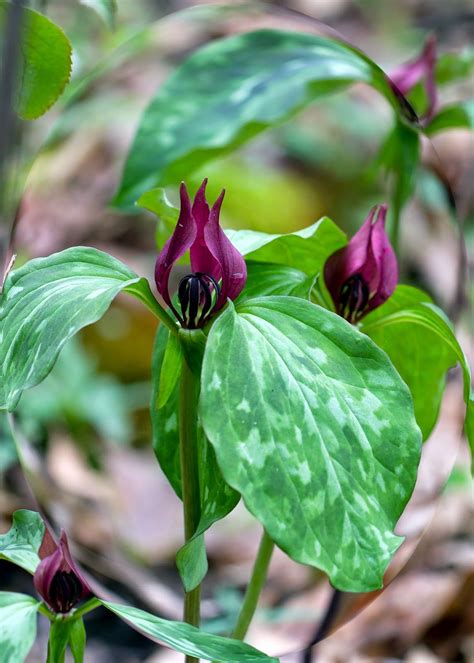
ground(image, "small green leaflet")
xmin=113 ymin=29 xmax=408 ymax=208
xmin=47 ymin=617 xmax=86 ymax=663
xmin=47 ymin=620 xmax=71 ymax=663
xmin=151 ymin=326 xmax=239 ymax=590
xmin=0 ymin=592 xmax=40 ymax=663
xmin=68 ymin=618 xmax=86 ymax=663
xmin=0 ymin=247 xmax=162 ymax=411
xmin=374 ymin=120 xmax=420 ymax=239
xmin=137 ymin=188 xmax=180 ymax=251
xmin=435 ymin=48 xmax=474 ymax=85
xmin=201 ymin=297 xmax=422 ymax=592
xmin=101 ymin=601 xmax=278 ymax=662
xmin=241 ymin=263 xmax=316 ymax=301
xmin=0 ymin=510 xmax=44 ymax=574
xmin=425 ymin=100 xmax=474 ymax=135
xmin=0 ymin=3 xmax=72 ymax=119
xmin=362 ymin=289 xmax=474 ymax=469
xmin=79 ymin=0 xmax=117 ymax=30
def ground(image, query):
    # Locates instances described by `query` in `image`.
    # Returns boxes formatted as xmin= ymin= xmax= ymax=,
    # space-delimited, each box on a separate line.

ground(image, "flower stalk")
xmin=232 ymin=529 xmax=274 ymax=640
xmin=179 ymin=357 xmax=202 ymax=663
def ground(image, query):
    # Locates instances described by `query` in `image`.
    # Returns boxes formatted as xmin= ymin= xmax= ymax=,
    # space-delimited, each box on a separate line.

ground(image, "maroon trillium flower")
xmin=324 ymin=204 xmax=398 ymax=324
xmin=34 ymin=529 xmax=90 ymax=614
xmin=155 ymin=179 xmax=247 ymax=329
xmin=389 ymin=34 xmax=437 ymax=121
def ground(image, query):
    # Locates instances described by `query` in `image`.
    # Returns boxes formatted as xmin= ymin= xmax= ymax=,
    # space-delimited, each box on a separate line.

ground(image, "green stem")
xmin=179 ymin=358 xmax=202 ymax=663
xmin=232 ymin=530 xmax=274 ymax=640
xmin=73 ymin=597 xmax=101 ymax=620
xmin=125 ymin=282 xmax=179 ymax=336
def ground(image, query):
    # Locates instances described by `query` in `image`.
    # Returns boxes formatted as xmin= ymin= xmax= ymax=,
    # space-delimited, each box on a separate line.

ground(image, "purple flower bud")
xmin=389 ymin=34 xmax=437 ymax=121
xmin=155 ymin=179 xmax=247 ymax=328
xmin=324 ymin=204 xmax=398 ymax=323
xmin=34 ymin=530 xmax=90 ymax=614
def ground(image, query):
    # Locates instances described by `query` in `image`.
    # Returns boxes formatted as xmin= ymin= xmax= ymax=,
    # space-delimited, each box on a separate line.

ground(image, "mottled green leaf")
xmin=101 ymin=601 xmax=278 ymax=662
xmin=201 ymin=297 xmax=421 ymax=591
xmin=151 ymin=326 xmax=239 ymax=590
xmin=79 ymin=0 xmax=117 ymax=30
xmin=113 ymin=29 xmax=406 ymax=208
xmin=0 ymin=247 xmax=162 ymax=411
xmin=362 ymin=291 xmax=474 ymax=467
xmin=0 ymin=592 xmax=40 ymax=663
xmin=0 ymin=3 xmax=72 ymax=119
xmin=425 ymin=100 xmax=474 ymax=135
xmin=227 ymin=217 xmax=346 ymax=274
xmin=0 ymin=510 xmax=44 ymax=574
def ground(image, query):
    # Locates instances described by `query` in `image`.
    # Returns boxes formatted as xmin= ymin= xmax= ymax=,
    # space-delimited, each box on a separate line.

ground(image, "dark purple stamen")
xmin=339 ymin=274 xmax=369 ymax=323
xmin=178 ymin=272 xmax=220 ymax=329
xmin=49 ymin=570 xmax=85 ymax=613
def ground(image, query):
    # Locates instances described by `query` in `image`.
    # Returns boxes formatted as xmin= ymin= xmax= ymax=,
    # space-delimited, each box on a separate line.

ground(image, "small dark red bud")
xmin=34 ymin=530 xmax=90 ymax=614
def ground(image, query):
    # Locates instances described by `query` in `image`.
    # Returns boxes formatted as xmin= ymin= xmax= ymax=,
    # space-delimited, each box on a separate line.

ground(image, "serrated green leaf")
xmin=80 ymin=0 xmax=117 ymax=30
xmin=425 ymin=100 xmax=474 ymax=135
xmin=0 ymin=510 xmax=44 ymax=574
xmin=200 ymin=297 xmax=422 ymax=591
xmin=0 ymin=592 xmax=40 ymax=663
xmin=101 ymin=601 xmax=278 ymax=662
xmin=227 ymin=217 xmax=346 ymax=274
xmin=0 ymin=3 xmax=72 ymax=119
xmin=151 ymin=326 xmax=239 ymax=590
xmin=362 ymin=292 xmax=474 ymax=469
xmin=113 ymin=29 xmax=407 ymax=208
xmin=0 ymin=247 xmax=162 ymax=411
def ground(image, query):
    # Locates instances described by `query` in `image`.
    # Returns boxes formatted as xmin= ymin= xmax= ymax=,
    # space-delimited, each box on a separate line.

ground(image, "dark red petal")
xmin=324 ymin=208 xmax=375 ymax=308
xmin=358 ymin=205 xmax=389 ymax=294
xmin=390 ymin=35 xmax=437 ymax=120
xmin=190 ymin=178 xmax=220 ymax=278
xmin=202 ymin=190 xmax=247 ymax=310
xmin=38 ymin=528 xmax=57 ymax=560
xmin=366 ymin=213 xmax=398 ymax=311
xmin=57 ymin=531 xmax=90 ymax=594
xmin=155 ymin=183 xmax=196 ymax=308
xmin=33 ymin=546 xmax=62 ymax=604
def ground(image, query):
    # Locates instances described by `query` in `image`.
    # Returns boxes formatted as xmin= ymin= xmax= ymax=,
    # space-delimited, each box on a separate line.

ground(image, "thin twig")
xmin=301 ymin=588 xmax=342 ymax=663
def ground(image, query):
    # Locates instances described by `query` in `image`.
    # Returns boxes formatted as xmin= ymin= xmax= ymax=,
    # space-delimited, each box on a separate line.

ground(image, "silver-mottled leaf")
xmin=0 ymin=510 xmax=44 ymax=574
xmin=102 ymin=601 xmax=278 ymax=662
xmin=0 ymin=592 xmax=39 ymax=663
xmin=0 ymin=247 xmax=155 ymax=410
xmin=201 ymin=297 xmax=422 ymax=591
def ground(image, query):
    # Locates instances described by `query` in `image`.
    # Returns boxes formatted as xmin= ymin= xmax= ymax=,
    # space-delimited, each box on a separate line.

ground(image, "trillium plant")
xmin=0 ymin=4 xmax=473 ymax=663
